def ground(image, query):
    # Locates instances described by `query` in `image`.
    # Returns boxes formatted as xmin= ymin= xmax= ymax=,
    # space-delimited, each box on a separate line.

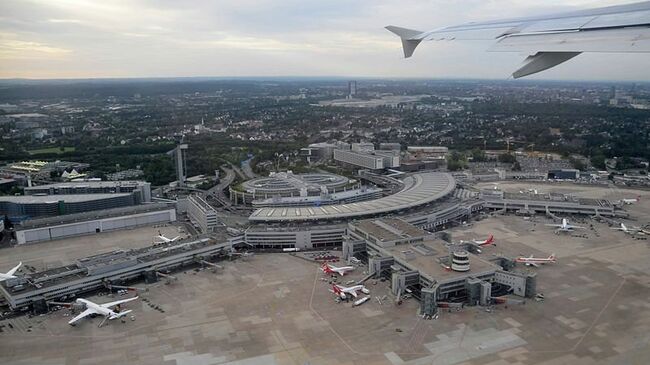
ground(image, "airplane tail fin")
xmin=549 ymin=253 xmax=556 ymax=261
xmin=385 ymin=26 xmax=424 ymax=58
xmin=487 ymin=235 xmax=494 ymax=245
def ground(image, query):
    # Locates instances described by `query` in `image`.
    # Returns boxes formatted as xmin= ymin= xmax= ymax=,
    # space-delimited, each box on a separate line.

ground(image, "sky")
xmin=0 ymin=0 xmax=648 ymax=80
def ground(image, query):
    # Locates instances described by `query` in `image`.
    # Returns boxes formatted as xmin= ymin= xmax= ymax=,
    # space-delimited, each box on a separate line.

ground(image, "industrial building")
xmin=0 ymin=193 xmax=142 ymax=222
xmin=0 ymin=237 xmax=230 ymax=310
xmin=187 ymin=194 xmax=218 ymax=233
xmin=25 ymin=180 xmax=151 ymax=203
xmin=230 ymin=172 xmax=354 ymax=205
xmin=343 ymin=218 xmax=536 ymax=316
xmin=13 ymin=204 xmax=176 ymax=244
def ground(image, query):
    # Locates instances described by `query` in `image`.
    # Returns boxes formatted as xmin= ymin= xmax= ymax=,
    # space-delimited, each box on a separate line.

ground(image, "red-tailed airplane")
xmin=515 ymin=253 xmax=557 ymax=267
xmin=329 ymin=284 xmax=370 ymax=299
xmin=320 ymin=262 xmax=354 ymax=276
xmin=461 ymin=234 xmax=495 ymax=247
xmin=458 ymin=234 xmax=495 ymax=253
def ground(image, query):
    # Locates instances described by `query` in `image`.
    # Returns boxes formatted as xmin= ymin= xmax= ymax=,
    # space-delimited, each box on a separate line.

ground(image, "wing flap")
xmin=491 ymin=27 xmax=650 ymax=53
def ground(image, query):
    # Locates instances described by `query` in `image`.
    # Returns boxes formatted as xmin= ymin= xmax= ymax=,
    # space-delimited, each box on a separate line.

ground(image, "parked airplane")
xmin=387 ymin=1 xmax=650 ymax=78
xmin=546 ymin=218 xmax=584 ymax=233
xmin=618 ymin=196 xmax=640 ymax=205
xmin=67 ymin=296 xmax=139 ymax=327
xmin=461 ymin=235 xmax=495 ymax=247
xmin=329 ymin=284 xmax=370 ymax=299
xmin=612 ymin=223 xmax=648 ymax=235
xmin=320 ymin=262 xmax=354 ymax=276
xmin=515 ymin=254 xmax=557 ymax=267
xmin=0 ymin=262 xmax=21 ymax=282
xmin=155 ymin=231 xmax=180 ymax=243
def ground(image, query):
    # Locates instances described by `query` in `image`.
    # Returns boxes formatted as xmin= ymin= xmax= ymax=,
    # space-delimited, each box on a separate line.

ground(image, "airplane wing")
xmin=5 ymin=262 xmax=22 ymax=276
xmin=386 ymin=1 xmax=650 ymax=78
xmin=545 ymin=224 xmax=562 ymax=227
xmin=100 ymin=296 xmax=138 ymax=309
xmin=68 ymin=308 xmax=97 ymax=325
xmin=529 ymin=262 xmax=540 ymax=268
xmin=348 ymin=289 xmax=359 ymax=298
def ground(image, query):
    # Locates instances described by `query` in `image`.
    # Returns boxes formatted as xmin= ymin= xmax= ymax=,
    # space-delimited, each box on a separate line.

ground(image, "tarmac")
xmin=0 ymin=182 xmax=649 ymax=364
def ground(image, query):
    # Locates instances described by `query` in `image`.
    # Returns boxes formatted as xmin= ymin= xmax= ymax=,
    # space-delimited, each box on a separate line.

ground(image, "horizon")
xmin=1 ymin=0 xmax=649 ymax=81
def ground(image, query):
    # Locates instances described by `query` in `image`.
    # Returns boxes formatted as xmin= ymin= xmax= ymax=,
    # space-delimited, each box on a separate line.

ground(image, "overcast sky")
xmin=1 ymin=0 xmax=648 ymax=80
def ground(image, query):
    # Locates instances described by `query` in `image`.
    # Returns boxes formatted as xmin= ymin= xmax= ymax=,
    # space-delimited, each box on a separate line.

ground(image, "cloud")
xmin=0 ymin=0 xmax=648 ymax=79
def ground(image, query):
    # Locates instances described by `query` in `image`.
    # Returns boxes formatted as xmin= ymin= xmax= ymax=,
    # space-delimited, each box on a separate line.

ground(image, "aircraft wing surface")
xmin=68 ymin=309 xmax=97 ymax=325
xmin=100 ymin=297 xmax=139 ymax=309
xmin=387 ymin=1 xmax=650 ymax=77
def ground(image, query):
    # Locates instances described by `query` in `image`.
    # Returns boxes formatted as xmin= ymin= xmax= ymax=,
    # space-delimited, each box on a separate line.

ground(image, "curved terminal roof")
xmin=249 ymin=172 xmax=455 ymax=222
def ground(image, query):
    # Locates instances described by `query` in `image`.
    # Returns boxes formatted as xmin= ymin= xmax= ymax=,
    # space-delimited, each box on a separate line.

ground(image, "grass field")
xmin=28 ymin=146 xmax=76 ymax=155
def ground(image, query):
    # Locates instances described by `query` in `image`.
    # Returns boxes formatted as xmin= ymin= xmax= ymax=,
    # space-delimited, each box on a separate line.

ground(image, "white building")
xmin=187 ymin=194 xmax=218 ymax=233
xmin=334 ymin=149 xmax=385 ymax=170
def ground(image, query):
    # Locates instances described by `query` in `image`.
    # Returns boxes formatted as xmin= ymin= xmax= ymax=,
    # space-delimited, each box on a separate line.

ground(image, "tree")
xmin=498 ymin=153 xmax=516 ymax=164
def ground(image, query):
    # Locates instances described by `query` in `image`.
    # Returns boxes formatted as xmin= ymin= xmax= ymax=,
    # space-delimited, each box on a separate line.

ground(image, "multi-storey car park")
xmin=230 ymin=171 xmax=356 ymax=205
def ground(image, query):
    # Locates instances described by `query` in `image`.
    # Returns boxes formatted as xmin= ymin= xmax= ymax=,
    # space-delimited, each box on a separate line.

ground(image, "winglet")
xmin=385 ymin=25 xmax=424 ymax=58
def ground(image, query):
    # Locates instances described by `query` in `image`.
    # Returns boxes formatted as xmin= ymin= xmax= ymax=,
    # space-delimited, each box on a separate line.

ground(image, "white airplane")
xmin=329 ymin=284 xmax=370 ymax=299
xmin=320 ymin=262 xmax=354 ymax=276
xmin=618 ymin=196 xmax=640 ymax=205
xmin=612 ymin=223 xmax=648 ymax=235
xmin=155 ymin=231 xmax=180 ymax=243
xmin=387 ymin=1 xmax=650 ymax=78
xmin=0 ymin=262 xmax=22 ymax=282
xmin=516 ymin=253 xmax=557 ymax=267
xmin=546 ymin=218 xmax=585 ymax=233
xmin=67 ymin=296 xmax=139 ymax=327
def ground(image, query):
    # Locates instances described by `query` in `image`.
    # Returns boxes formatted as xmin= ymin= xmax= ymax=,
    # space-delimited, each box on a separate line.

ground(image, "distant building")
xmin=379 ymin=143 xmax=401 ymax=151
xmin=348 ymin=80 xmax=357 ymax=98
xmin=300 ymin=142 xmax=337 ymax=163
xmin=547 ymin=169 xmax=579 ymax=180
xmin=106 ymin=169 xmax=144 ymax=181
xmin=351 ymin=142 xmax=375 ymax=153
xmin=0 ymin=194 xmax=140 ymax=222
xmin=334 ymin=149 xmax=386 ymax=170
xmin=187 ymin=194 xmax=218 ymax=233
xmin=25 ymin=180 xmax=151 ymax=203
xmin=407 ymin=146 xmax=448 ymax=160
xmin=168 ymin=143 xmax=188 ymax=186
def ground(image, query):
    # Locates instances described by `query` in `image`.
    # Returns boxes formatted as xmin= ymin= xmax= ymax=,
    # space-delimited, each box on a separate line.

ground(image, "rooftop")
xmin=0 ymin=193 xmax=133 ymax=204
xmin=249 ymin=172 xmax=455 ymax=222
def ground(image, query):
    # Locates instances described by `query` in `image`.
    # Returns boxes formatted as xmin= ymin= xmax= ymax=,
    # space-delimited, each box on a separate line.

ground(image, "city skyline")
xmin=2 ymin=0 xmax=650 ymax=81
